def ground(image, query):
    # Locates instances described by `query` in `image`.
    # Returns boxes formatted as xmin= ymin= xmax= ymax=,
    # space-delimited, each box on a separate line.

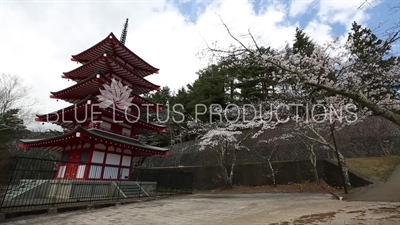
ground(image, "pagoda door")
xmin=64 ymin=152 xmax=80 ymax=179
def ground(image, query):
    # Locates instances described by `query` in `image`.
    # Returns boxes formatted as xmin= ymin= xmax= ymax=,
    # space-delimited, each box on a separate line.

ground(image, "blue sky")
xmin=169 ymin=0 xmax=398 ymax=41
xmin=0 ymin=0 xmax=399 ymax=130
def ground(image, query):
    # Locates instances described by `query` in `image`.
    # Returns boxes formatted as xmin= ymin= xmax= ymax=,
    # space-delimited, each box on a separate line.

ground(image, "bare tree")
xmin=293 ymin=121 xmax=352 ymax=190
xmin=0 ymin=73 xmax=38 ymax=124
xmin=253 ymin=143 xmax=279 ymax=187
xmin=0 ymin=73 xmax=39 ymax=157
xmin=198 ymin=128 xmax=254 ymax=188
xmin=297 ymin=136 xmax=319 ymax=184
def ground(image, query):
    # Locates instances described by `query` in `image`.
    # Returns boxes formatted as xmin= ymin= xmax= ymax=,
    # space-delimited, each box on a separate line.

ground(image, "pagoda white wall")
xmin=120 ymin=155 xmax=132 ymax=179
xmin=89 ymin=151 xmax=105 ymax=179
xmin=87 ymin=150 xmax=132 ymax=180
xmin=105 ymin=153 xmax=120 ymax=165
xmin=120 ymin=169 xmax=130 ymax=180
xmin=103 ymin=167 xmax=119 ymax=179
xmin=88 ymin=166 xmax=102 ymax=179
xmin=91 ymin=151 xmax=105 ymax=163
xmin=103 ymin=153 xmax=120 ymax=180
xmin=121 ymin=156 xmax=131 ymax=166
xmin=76 ymin=165 xmax=86 ymax=179
xmin=57 ymin=166 xmax=66 ymax=178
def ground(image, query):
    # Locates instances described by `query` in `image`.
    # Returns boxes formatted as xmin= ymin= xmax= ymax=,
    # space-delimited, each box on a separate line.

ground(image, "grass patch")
xmin=346 ymin=156 xmax=400 ymax=182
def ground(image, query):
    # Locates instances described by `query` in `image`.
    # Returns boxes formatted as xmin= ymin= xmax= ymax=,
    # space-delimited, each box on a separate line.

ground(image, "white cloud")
xmin=302 ymin=0 xmax=381 ymax=46
xmin=317 ymin=0 xmax=379 ymax=28
xmin=0 ymin=0 xmax=379 ymax=130
xmin=304 ymin=20 xmax=333 ymax=44
xmin=289 ymin=0 xmax=317 ymax=17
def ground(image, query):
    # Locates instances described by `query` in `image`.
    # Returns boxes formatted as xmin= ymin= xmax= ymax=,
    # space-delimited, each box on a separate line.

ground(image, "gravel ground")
xmin=2 ymin=193 xmax=399 ymax=225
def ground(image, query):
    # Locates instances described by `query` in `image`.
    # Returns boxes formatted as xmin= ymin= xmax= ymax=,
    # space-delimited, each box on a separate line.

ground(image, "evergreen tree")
xmin=0 ymin=108 xmax=25 ymax=157
xmin=347 ymin=22 xmax=400 ymax=100
xmin=293 ymin=27 xmax=315 ymax=57
xmin=236 ymin=47 xmax=279 ymax=102
xmin=185 ymin=64 xmax=227 ymax=121
xmin=0 ymin=108 xmax=24 ymax=132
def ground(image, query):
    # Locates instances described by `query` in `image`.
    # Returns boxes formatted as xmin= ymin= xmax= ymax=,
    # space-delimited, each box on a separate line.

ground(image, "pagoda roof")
xmin=50 ymin=73 xmax=161 ymax=109
xmin=19 ymin=126 xmax=168 ymax=156
xmin=71 ymin=33 xmax=159 ymax=77
xmin=55 ymin=71 xmax=154 ymax=96
xmin=36 ymin=95 xmax=165 ymax=133
xmin=63 ymin=53 xmax=160 ymax=91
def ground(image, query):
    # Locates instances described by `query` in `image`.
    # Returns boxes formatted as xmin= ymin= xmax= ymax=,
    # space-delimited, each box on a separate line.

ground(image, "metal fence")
xmin=0 ymin=157 xmax=193 ymax=213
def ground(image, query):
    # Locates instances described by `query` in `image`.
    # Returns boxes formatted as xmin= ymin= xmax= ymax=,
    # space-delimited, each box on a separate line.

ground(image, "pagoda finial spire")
xmin=120 ymin=18 xmax=129 ymax=45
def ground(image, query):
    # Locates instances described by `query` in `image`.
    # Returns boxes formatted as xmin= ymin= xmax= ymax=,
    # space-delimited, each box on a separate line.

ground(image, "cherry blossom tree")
xmin=254 ymin=136 xmax=291 ymax=187
xmin=189 ymin=17 xmax=400 ymax=191
xmin=203 ymin=20 xmax=400 ymax=127
xmin=193 ymin=102 xmax=282 ymax=187
xmin=290 ymin=96 xmax=370 ymax=190
xmin=189 ymin=97 xmax=372 ymax=190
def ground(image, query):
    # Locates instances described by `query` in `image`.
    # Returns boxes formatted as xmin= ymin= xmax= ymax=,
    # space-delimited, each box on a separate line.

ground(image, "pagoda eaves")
xmin=71 ymin=33 xmax=159 ymax=77
xmin=63 ymin=53 xmax=160 ymax=91
xmin=35 ymin=95 xmax=166 ymax=134
xmin=19 ymin=126 xmax=168 ymax=157
xmin=57 ymin=71 xmax=156 ymax=96
xmin=50 ymin=74 xmax=161 ymax=111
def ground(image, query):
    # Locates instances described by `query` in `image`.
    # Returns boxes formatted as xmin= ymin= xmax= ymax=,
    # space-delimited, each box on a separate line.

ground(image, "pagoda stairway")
xmin=114 ymin=181 xmax=151 ymax=198
xmin=1 ymin=179 xmax=48 ymax=200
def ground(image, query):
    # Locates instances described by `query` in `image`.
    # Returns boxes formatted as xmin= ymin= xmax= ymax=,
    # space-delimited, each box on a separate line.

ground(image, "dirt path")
xmin=348 ymin=163 xmax=400 ymax=202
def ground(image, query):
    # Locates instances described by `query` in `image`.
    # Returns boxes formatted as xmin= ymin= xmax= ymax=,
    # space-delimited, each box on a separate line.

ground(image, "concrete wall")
xmin=321 ymin=160 xmax=373 ymax=188
xmin=143 ymin=160 xmax=373 ymax=190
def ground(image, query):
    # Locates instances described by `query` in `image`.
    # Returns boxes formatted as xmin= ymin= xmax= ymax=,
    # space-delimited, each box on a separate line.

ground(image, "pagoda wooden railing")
xmin=63 ymin=123 xmax=139 ymax=140
xmin=90 ymin=122 xmax=139 ymax=140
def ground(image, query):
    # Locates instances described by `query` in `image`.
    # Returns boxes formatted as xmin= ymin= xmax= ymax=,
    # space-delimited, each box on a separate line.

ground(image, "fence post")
xmin=190 ymin=173 xmax=193 ymax=194
xmin=52 ymin=177 xmax=62 ymax=207
xmin=0 ymin=157 xmax=19 ymax=211
xmin=169 ymin=173 xmax=172 ymax=196
xmin=114 ymin=168 xmax=121 ymax=204
xmin=138 ymin=179 xmax=142 ymax=200
xmin=181 ymin=173 xmax=184 ymax=195
xmin=117 ymin=178 xmax=122 ymax=203
xmin=89 ymin=181 xmax=95 ymax=204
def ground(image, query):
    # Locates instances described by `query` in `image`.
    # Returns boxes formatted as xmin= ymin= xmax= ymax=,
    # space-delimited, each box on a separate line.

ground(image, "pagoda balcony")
xmin=63 ymin=122 xmax=140 ymax=141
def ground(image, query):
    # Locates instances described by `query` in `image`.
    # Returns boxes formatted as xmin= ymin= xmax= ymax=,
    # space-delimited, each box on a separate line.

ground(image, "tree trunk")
xmin=337 ymin=150 xmax=351 ymax=188
xmin=230 ymin=80 xmax=234 ymax=102
xmin=218 ymin=145 xmax=231 ymax=188
xmin=221 ymin=165 xmax=230 ymax=188
xmin=267 ymin=158 xmax=276 ymax=187
xmin=228 ymin=148 xmax=237 ymax=188
xmin=267 ymin=148 xmax=277 ymax=187
xmin=309 ymin=144 xmax=319 ymax=184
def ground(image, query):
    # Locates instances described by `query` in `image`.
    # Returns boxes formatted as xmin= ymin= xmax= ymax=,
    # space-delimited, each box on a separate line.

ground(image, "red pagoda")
xmin=19 ymin=20 xmax=168 ymax=181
